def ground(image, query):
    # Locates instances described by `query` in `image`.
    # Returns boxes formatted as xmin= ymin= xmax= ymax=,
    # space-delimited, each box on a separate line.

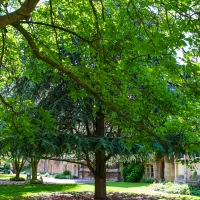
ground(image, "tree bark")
xmin=15 ymin=160 xmax=20 ymax=179
xmin=0 ymin=0 xmax=40 ymax=29
xmin=94 ymin=151 xmax=107 ymax=200
xmin=14 ymin=157 xmax=25 ymax=179
xmin=94 ymin=108 xmax=108 ymax=200
xmin=31 ymin=158 xmax=39 ymax=180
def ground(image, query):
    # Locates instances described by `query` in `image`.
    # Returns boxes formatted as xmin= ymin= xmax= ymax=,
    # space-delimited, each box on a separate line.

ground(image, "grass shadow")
xmin=0 ymin=184 xmax=79 ymax=200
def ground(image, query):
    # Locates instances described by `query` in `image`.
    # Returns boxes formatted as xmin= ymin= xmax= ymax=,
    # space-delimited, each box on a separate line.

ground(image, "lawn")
xmin=0 ymin=174 xmax=26 ymax=180
xmin=0 ymin=182 xmax=200 ymax=200
xmin=0 ymin=175 xmax=200 ymax=200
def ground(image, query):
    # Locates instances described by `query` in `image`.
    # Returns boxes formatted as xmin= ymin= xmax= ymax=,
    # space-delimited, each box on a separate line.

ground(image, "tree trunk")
xmin=15 ymin=169 xmax=20 ymax=179
xmin=94 ymin=151 xmax=107 ymax=200
xmin=31 ymin=158 xmax=39 ymax=180
xmin=15 ymin=160 xmax=20 ymax=179
xmin=14 ymin=157 xmax=26 ymax=179
xmin=94 ymin=108 xmax=108 ymax=200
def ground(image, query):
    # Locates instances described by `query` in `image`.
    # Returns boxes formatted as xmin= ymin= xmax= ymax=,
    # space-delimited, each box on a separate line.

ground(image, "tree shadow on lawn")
xmin=0 ymin=184 xmax=78 ymax=200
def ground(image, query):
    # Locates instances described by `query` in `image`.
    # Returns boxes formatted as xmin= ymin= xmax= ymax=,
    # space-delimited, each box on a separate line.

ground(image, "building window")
xmin=146 ymin=165 xmax=154 ymax=178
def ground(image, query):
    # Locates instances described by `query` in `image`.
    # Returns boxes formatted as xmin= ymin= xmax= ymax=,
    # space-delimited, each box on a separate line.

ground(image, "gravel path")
xmin=0 ymin=180 xmax=26 ymax=185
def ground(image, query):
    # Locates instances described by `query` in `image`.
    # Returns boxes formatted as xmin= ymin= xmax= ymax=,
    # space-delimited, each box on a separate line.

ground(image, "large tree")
xmin=0 ymin=0 xmax=199 ymax=199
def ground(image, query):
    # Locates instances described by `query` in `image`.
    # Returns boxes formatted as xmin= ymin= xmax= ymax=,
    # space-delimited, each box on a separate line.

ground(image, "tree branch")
xmin=41 ymin=157 xmax=88 ymax=166
xmin=20 ymin=21 xmax=94 ymax=46
xmin=49 ymin=0 xmax=62 ymax=63
xmin=0 ymin=0 xmax=40 ymax=29
xmin=130 ymin=0 xmax=156 ymax=48
xmin=0 ymin=29 xmax=6 ymax=69
xmin=0 ymin=94 xmax=17 ymax=114
xmin=12 ymin=23 xmax=166 ymax=147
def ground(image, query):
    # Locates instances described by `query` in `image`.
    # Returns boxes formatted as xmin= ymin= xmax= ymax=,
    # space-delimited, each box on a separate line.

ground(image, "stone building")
xmin=37 ymin=155 xmax=200 ymax=183
xmin=37 ymin=160 xmax=79 ymax=177
xmin=37 ymin=160 xmax=123 ymax=180
xmin=143 ymin=155 xmax=200 ymax=184
xmin=143 ymin=155 xmax=175 ymax=181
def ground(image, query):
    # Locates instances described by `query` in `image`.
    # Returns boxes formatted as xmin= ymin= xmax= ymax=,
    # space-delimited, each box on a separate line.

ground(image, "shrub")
xmin=54 ymin=173 xmax=70 ymax=179
xmin=3 ymin=162 xmax=12 ymax=174
xmin=10 ymin=177 xmax=25 ymax=181
xmin=63 ymin=170 xmax=71 ymax=176
xmin=165 ymin=183 xmax=190 ymax=195
xmin=150 ymin=182 xmax=191 ymax=195
xmin=141 ymin=177 xmax=154 ymax=184
xmin=122 ymin=163 xmax=144 ymax=182
xmin=150 ymin=182 xmax=165 ymax=191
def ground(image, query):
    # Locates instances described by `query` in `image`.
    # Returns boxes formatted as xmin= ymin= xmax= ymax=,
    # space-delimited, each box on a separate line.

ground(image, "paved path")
xmin=0 ymin=177 xmax=94 ymax=185
xmin=42 ymin=177 xmax=94 ymax=184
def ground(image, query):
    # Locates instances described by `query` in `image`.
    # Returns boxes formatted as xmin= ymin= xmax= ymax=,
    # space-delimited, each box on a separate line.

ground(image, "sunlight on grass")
xmin=0 ymin=174 xmax=26 ymax=180
xmin=0 ymin=184 xmax=84 ymax=200
xmin=0 ymin=174 xmax=15 ymax=180
xmin=0 ymin=182 xmax=200 ymax=200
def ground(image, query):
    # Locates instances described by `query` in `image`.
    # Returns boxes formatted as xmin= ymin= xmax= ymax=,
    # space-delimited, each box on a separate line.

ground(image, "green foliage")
xmin=10 ymin=177 xmax=25 ymax=181
xmin=54 ymin=170 xmax=72 ymax=179
xmin=2 ymin=162 xmax=12 ymax=174
xmin=150 ymin=182 xmax=191 ymax=195
xmin=140 ymin=177 xmax=155 ymax=184
xmin=191 ymin=186 xmax=200 ymax=196
xmin=54 ymin=173 xmax=71 ymax=179
xmin=0 ymin=1 xmax=200 ymax=198
xmin=122 ymin=163 xmax=145 ymax=182
xmin=63 ymin=170 xmax=71 ymax=176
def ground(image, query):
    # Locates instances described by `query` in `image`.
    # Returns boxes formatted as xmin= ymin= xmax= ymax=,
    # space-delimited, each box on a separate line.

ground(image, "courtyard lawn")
xmin=0 ymin=182 xmax=200 ymax=200
xmin=0 ymin=174 xmax=26 ymax=180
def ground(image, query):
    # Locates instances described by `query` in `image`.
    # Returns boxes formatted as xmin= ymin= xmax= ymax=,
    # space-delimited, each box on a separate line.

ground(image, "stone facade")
xmin=143 ymin=155 xmax=200 ymax=183
xmin=37 ymin=160 xmax=79 ymax=177
xmin=79 ymin=163 xmax=123 ymax=181
xmin=37 ymin=155 xmax=200 ymax=183
xmin=37 ymin=160 xmax=123 ymax=180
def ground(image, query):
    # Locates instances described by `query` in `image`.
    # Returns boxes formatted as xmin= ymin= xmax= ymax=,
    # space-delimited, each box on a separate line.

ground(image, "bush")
xmin=150 ymin=182 xmax=191 ymax=195
xmin=122 ymin=163 xmax=144 ymax=182
xmin=165 ymin=183 xmax=190 ymax=195
xmin=63 ymin=170 xmax=71 ymax=176
xmin=141 ymin=177 xmax=154 ymax=184
xmin=54 ymin=173 xmax=71 ymax=179
xmin=3 ymin=162 xmax=12 ymax=174
xmin=10 ymin=177 xmax=25 ymax=181
xmin=150 ymin=182 xmax=165 ymax=191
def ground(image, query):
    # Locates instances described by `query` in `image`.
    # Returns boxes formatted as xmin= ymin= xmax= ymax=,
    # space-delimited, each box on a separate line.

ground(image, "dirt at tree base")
xmin=18 ymin=192 xmax=171 ymax=200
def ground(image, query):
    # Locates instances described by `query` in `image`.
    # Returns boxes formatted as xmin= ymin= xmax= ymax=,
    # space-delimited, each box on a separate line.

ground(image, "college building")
xmin=37 ymin=154 xmax=200 ymax=185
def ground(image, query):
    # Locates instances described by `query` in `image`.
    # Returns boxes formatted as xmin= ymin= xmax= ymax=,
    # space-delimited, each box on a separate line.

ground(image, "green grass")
xmin=0 ymin=174 xmax=26 ymax=180
xmin=0 ymin=184 xmax=91 ymax=200
xmin=0 ymin=176 xmax=200 ymax=200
